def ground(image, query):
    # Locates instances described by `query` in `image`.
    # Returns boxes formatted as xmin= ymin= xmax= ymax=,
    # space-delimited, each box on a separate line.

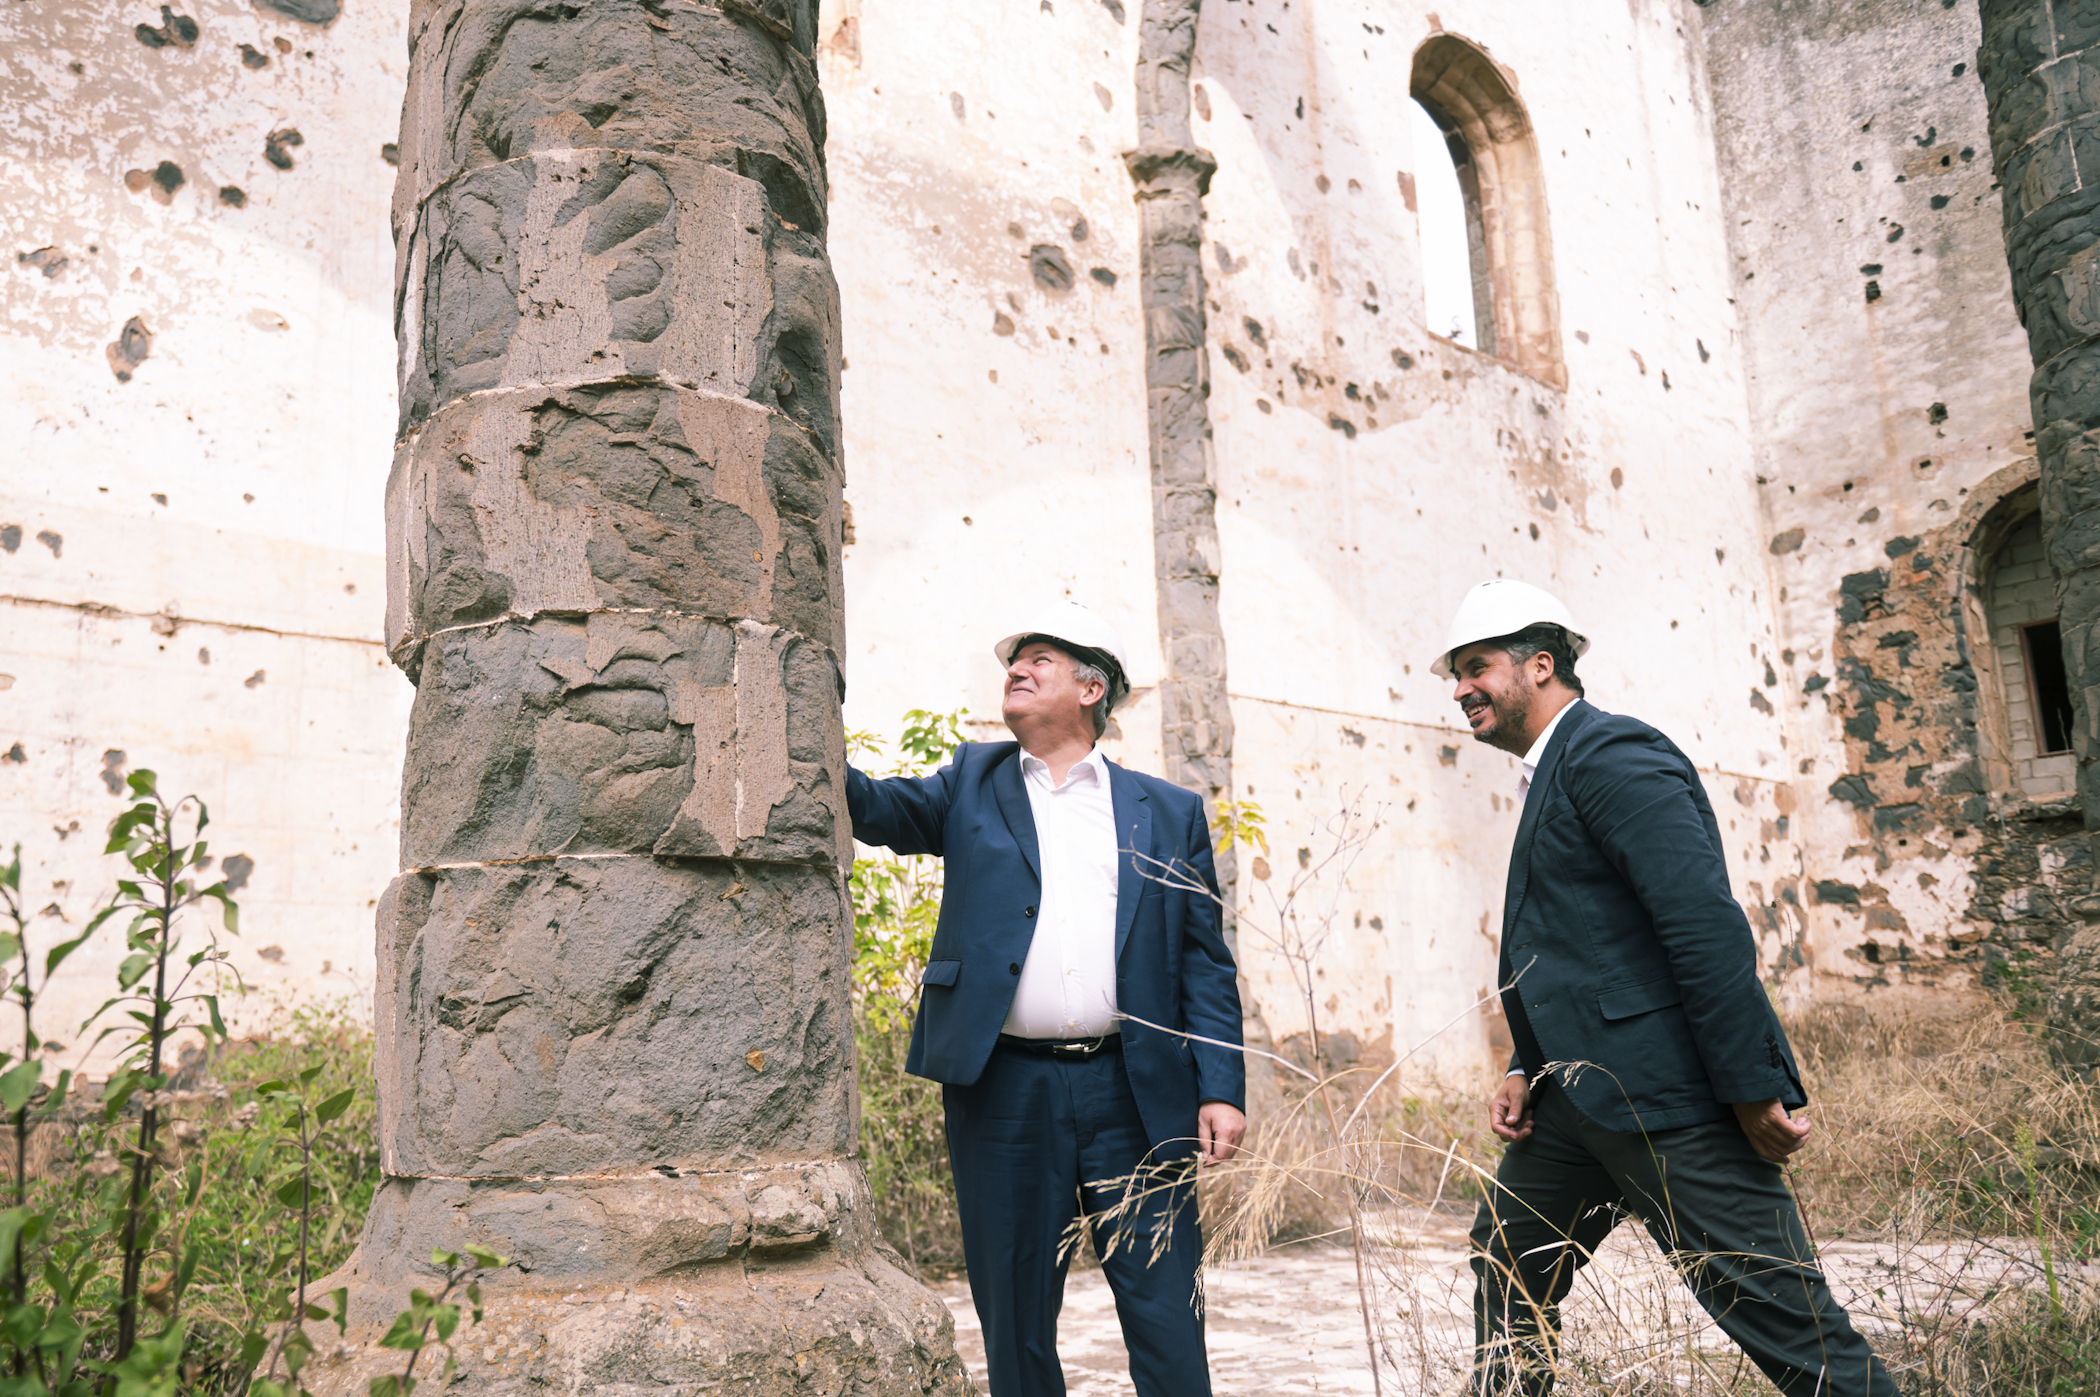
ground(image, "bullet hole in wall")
xmin=135 ymin=6 xmax=200 ymax=49
xmin=106 ymin=317 xmax=152 ymax=382
xmin=1029 ymin=244 xmax=1075 ymax=292
xmin=381 ymin=143 xmax=400 ymax=166
xmin=219 ymin=186 xmax=246 ymax=207
xmin=239 ymin=42 xmax=269 ymax=68
xmin=256 ymin=0 xmax=340 ymax=20
xmin=264 ymin=128 xmax=304 ymax=170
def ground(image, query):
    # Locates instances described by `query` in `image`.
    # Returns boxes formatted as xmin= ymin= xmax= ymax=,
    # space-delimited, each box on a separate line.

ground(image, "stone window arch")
xmin=1962 ymin=480 xmax=2075 ymax=799
xmin=1411 ymin=34 xmax=1565 ymax=389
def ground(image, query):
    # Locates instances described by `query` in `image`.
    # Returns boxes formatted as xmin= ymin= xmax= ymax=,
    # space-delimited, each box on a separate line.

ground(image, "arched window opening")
xmin=1965 ymin=482 xmax=2075 ymax=799
xmin=1986 ymin=513 xmax=2075 ymax=798
xmin=1410 ymin=35 xmax=1565 ymax=388
xmin=1409 ymin=99 xmax=1482 ymax=350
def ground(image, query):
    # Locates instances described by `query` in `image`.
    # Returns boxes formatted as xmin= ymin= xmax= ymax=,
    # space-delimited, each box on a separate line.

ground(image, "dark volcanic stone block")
xmin=374 ymin=858 xmax=852 ymax=1179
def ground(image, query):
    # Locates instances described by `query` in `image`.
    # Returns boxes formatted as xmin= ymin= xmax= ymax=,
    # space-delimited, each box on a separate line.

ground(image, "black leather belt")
xmin=997 ymin=1033 xmax=1122 ymax=1060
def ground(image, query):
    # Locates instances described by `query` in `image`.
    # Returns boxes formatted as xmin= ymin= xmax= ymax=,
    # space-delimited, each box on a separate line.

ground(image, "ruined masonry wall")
xmin=1698 ymin=0 xmax=2062 ymax=999
xmin=0 ymin=0 xmax=2046 ymax=1088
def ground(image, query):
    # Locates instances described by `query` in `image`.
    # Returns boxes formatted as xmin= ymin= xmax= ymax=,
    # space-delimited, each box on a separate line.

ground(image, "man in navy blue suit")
xmin=1439 ymin=580 xmax=1894 ymax=1396
xmin=847 ymin=601 xmax=1246 ymax=1397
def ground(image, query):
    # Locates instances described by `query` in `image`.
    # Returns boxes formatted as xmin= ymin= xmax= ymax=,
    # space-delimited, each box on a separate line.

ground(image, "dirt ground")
xmin=934 ymin=1207 xmax=2066 ymax=1396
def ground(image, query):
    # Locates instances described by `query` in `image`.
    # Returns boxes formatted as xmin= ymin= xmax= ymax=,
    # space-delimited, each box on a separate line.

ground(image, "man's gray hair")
xmin=1069 ymin=654 xmax=1117 ymax=739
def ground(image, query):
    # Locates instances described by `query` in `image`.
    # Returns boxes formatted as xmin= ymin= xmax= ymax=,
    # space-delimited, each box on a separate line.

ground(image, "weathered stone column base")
xmin=303 ymin=1253 xmax=966 ymax=1397
xmin=305 ymin=1163 xmax=969 ymax=1396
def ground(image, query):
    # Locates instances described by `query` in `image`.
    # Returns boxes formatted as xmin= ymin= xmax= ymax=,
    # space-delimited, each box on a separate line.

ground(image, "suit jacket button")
xmin=1024 ymin=906 xmax=1036 ymax=918
xmin=1009 ymin=962 xmax=1021 ymax=975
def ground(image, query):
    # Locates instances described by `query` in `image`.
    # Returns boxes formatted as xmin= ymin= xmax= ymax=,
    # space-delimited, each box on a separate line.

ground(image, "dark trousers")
xmin=1471 ymin=1081 xmax=1895 ymax=1397
xmin=943 ymin=1043 xmax=1209 ymax=1397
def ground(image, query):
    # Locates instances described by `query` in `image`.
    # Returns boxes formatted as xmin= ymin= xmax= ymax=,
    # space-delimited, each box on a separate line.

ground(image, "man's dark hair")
xmin=1489 ymin=623 xmax=1584 ymax=697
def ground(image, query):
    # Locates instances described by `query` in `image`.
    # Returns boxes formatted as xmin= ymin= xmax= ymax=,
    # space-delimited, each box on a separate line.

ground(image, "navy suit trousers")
xmin=944 ymin=1043 xmax=1210 ymax=1397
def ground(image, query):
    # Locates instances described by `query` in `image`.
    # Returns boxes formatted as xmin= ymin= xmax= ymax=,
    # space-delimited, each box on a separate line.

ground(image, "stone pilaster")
xmin=310 ymin=3 xmax=966 ymax=1390
xmin=1125 ymin=0 xmax=1233 ymax=900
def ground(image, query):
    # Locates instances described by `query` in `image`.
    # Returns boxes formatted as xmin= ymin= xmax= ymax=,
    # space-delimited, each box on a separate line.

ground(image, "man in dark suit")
xmin=1436 ymin=580 xmax=1895 ymax=1396
xmin=847 ymin=601 xmax=1246 ymax=1397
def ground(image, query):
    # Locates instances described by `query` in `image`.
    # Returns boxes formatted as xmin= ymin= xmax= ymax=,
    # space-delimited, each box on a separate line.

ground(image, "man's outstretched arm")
xmin=846 ymin=747 xmax=965 ymax=856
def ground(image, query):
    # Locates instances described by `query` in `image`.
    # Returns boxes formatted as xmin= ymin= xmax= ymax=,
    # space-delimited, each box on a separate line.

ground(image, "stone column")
xmin=1976 ymin=0 xmax=2100 ymax=1070
xmin=313 ymin=2 xmax=966 ymax=1390
xmin=1125 ymin=0 xmax=1232 ymax=890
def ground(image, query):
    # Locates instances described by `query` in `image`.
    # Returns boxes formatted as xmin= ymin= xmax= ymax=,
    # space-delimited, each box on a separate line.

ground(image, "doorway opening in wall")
xmin=2022 ymin=619 xmax=2074 ymax=755
xmin=1410 ymin=98 xmax=1481 ymax=350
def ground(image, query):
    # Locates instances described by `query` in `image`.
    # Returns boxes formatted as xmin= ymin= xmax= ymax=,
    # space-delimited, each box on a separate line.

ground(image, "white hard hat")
xmin=994 ymin=600 xmax=1131 ymax=694
xmin=1430 ymin=579 xmax=1589 ymax=679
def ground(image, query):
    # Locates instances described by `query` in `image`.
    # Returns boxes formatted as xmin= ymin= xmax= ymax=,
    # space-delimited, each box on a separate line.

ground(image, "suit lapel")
xmin=1502 ymin=699 xmax=1589 ymax=939
xmin=1109 ymin=762 xmax=1151 ymax=964
xmin=992 ymin=747 xmax=1041 ymax=883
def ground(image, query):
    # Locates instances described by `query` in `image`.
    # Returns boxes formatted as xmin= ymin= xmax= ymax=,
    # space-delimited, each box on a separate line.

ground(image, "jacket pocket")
xmin=1597 ymin=977 xmax=1682 ymax=1021
xmin=920 ymin=959 xmax=962 ymax=988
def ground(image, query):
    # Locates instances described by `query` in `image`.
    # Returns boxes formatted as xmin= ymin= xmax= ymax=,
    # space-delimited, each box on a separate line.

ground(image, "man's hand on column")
xmin=1732 ymin=1098 xmax=1811 ymax=1162
xmin=1197 ymin=1102 xmax=1245 ymax=1164
xmin=1490 ymin=1072 xmax=1534 ymax=1142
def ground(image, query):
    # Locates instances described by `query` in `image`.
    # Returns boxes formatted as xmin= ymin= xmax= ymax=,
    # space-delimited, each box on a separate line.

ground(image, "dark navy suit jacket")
xmin=1502 ymin=700 xmax=1806 ymax=1133
xmin=846 ymin=741 xmax=1246 ymax=1154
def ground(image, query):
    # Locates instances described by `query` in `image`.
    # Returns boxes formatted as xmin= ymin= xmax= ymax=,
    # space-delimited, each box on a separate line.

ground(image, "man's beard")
xmin=1471 ymin=683 xmax=1532 ymax=749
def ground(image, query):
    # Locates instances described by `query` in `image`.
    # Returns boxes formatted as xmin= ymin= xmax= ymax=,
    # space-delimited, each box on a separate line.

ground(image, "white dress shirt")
xmin=1507 ymin=700 xmax=1575 ymax=1077
xmin=1516 ymin=700 xmax=1576 ymax=809
xmin=1002 ymin=745 xmax=1122 ymax=1039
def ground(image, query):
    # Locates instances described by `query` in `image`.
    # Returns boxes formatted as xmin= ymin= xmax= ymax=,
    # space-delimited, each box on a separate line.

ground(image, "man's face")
xmin=1002 ymin=642 xmax=1103 ymax=734
xmin=1450 ymin=642 xmax=1546 ymax=754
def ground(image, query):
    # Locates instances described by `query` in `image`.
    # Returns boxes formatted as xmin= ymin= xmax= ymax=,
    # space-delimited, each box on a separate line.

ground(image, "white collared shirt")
xmin=1516 ymin=700 xmax=1576 ymax=808
xmin=1508 ymin=700 xmax=1577 ymax=1078
xmin=1003 ymin=745 xmax=1122 ymax=1039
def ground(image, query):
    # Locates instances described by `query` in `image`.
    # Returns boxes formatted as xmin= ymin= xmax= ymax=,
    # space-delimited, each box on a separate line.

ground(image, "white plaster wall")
xmin=1698 ymin=0 xmax=2038 ymax=995
xmin=0 ymin=0 xmax=413 ymax=1059
xmin=1194 ymin=0 xmax=1793 ymax=1075
xmin=821 ymin=0 xmax=1164 ymax=773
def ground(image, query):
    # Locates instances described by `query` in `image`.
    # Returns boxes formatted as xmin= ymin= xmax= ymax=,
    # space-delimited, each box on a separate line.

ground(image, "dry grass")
xmin=1182 ymin=995 xmax=2100 ymax=1396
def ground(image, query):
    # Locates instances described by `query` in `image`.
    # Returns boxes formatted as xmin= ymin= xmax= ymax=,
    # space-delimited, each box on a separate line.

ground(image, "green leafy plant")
xmin=0 ymin=845 xmax=95 ymax=1395
xmin=367 ymin=1246 xmax=506 ymax=1397
xmin=846 ymin=711 xmax=966 ymax=1269
xmin=80 ymin=773 xmax=242 ymax=1365
xmin=243 ymin=1065 xmax=355 ymax=1397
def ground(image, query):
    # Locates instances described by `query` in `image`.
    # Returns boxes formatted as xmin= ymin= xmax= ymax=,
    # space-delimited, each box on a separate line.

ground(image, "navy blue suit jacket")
xmin=1503 ymin=700 xmax=1806 ymax=1133
xmin=847 ymin=742 xmax=1246 ymax=1154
